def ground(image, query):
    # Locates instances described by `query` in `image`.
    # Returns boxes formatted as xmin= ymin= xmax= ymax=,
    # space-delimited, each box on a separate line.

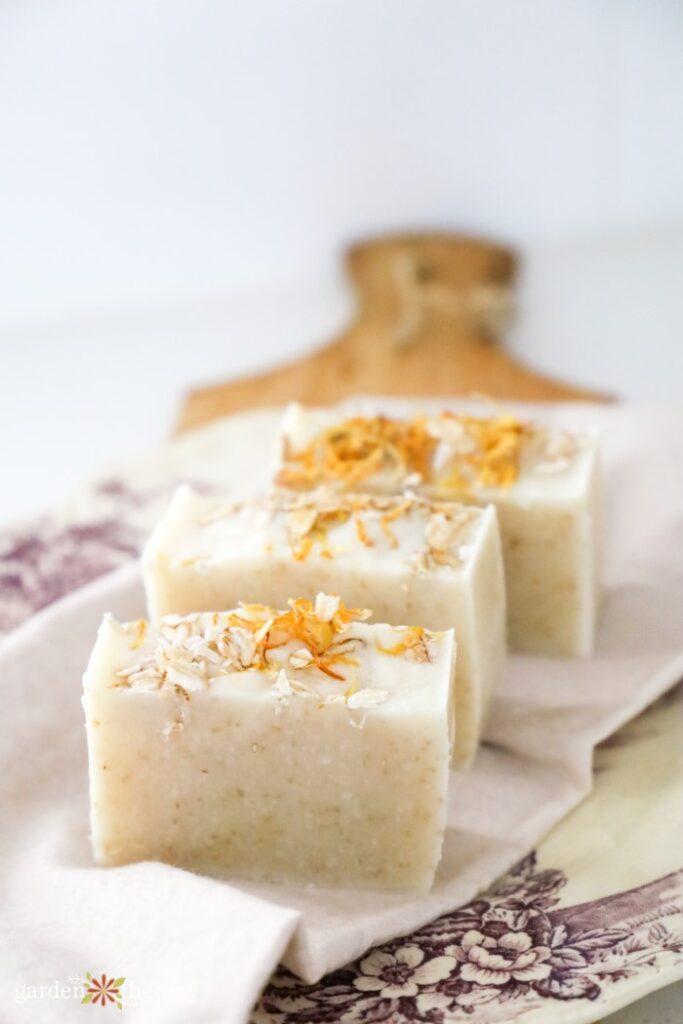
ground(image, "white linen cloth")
xmin=1 ymin=402 xmax=683 ymax=1023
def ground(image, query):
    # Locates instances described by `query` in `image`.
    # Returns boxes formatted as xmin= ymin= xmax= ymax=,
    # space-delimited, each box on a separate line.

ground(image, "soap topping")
xmin=199 ymin=490 xmax=481 ymax=566
xmin=527 ymin=429 xmax=581 ymax=475
xmin=277 ymin=410 xmax=581 ymax=495
xmin=377 ymin=627 xmax=432 ymax=662
xmin=280 ymin=492 xmax=479 ymax=565
xmin=276 ymin=411 xmax=533 ymax=495
xmin=111 ymin=598 xmax=443 ymax=722
xmin=113 ymin=595 xmax=411 ymax=698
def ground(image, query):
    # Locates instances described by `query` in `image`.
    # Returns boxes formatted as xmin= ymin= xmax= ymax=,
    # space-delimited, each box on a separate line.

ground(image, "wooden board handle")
xmin=178 ymin=232 xmax=609 ymax=432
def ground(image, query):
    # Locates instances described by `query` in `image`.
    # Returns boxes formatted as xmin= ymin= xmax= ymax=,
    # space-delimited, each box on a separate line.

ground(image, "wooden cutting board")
xmin=177 ymin=232 xmax=609 ymax=432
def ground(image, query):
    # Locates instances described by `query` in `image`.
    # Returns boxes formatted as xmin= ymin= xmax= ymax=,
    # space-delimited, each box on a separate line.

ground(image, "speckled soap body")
xmin=143 ymin=486 xmax=505 ymax=766
xmin=82 ymin=605 xmax=454 ymax=892
xmin=276 ymin=403 xmax=600 ymax=658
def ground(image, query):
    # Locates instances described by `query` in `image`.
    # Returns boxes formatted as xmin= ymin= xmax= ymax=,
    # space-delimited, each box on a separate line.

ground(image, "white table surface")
xmin=0 ymin=278 xmax=354 ymax=525
xmin=607 ymin=983 xmax=682 ymax=1023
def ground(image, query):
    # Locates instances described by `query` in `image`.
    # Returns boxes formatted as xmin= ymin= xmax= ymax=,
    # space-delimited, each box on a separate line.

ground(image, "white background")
xmin=1 ymin=0 xmax=682 ymax=528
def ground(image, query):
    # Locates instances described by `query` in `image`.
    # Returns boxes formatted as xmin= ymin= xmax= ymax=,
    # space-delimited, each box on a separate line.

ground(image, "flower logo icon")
xmin=81 ymin=972 xmax=124 ymax=1010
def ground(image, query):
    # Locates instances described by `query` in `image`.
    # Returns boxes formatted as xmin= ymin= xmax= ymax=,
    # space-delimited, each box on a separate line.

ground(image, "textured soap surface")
xmin=82 ymin=597 xmax=454 ymax=892
xmin=275 ymin=403 xmax=600 ymax=656
xmin=143 ymin=487 xmax=505 ymax=765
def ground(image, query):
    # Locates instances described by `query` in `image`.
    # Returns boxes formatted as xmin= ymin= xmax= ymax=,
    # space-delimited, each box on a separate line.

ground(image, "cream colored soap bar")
xmin=275 ymin=403 xmax=600 ymax=657
xmin=143 ymin=486 xmax=505 ymax=766
xmin=83 ymin=596 xmax=454 ymax=892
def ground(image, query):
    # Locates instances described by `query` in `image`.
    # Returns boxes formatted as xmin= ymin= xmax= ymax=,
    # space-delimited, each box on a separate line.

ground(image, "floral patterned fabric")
xmin=255 ymin=854 xmax=683 ymax=1023
xmin=0 ymin=480 xmax=151 ymax=637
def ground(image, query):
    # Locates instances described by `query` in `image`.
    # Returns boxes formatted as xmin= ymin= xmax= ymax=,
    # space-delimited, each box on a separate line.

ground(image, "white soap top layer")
xmin=145 ymin=486 xmax=493 ymax=578
xmin=85 ymin=599 xmax=455 ymax=724
xmin=275 ymin=402 xmax=597 ymax=505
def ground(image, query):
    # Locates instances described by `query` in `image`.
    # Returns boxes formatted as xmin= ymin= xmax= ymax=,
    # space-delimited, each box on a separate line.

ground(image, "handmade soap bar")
xmin=275 ymin=403 xmax=600 ymax=657
xmin=143 ymin=486 xmax=505 ymax=765
xmin=83 ymin=597 xmax=454 ymax=892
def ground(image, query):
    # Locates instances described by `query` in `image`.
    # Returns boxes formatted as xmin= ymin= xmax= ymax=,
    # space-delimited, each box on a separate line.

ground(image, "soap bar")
xmin=82 ymin=597 xmax=454 ymax=892
xmin=143 ymin=486 xmax=505 ymax=765
xmin=275 ymin=403 xmax=600 ymax=657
